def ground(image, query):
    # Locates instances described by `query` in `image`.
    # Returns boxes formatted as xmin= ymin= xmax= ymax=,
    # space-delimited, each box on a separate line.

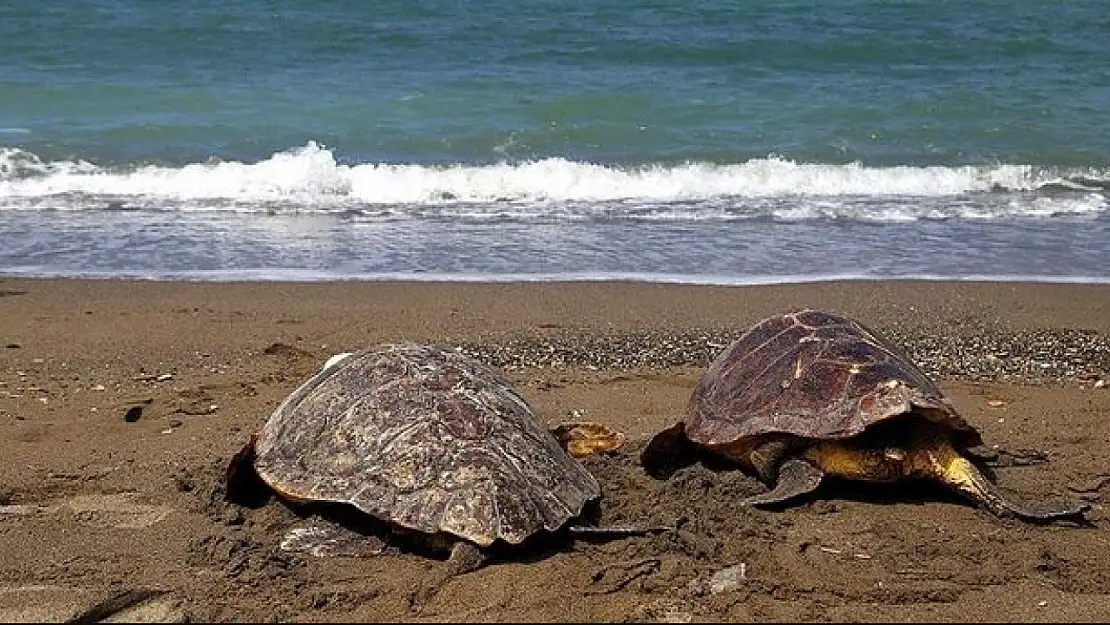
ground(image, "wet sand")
xmin=1 ymin=277 xmax=1108 ymax=622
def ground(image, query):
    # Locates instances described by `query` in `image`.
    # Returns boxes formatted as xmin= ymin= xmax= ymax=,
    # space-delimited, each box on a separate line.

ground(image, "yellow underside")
xmin=804 ymin=439 xmax=976 ymax=488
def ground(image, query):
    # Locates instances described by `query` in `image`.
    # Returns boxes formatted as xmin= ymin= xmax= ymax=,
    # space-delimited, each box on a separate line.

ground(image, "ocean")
xmin=1 ymin=0 xmax=1108 ymax=284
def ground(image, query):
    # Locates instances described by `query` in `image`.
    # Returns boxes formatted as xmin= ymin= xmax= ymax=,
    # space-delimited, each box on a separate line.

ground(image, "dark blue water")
xmin=2 ymin=0 xmax=1108 ymax=283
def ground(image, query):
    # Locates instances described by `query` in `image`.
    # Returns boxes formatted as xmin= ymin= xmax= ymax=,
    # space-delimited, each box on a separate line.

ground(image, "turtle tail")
xmin=933 ymin=450 xmax=1089 ymax=521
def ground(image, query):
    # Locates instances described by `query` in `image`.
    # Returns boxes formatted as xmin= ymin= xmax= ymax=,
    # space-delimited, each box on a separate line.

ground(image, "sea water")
xmin=2 ymin=0 xmax=1107 ymax=283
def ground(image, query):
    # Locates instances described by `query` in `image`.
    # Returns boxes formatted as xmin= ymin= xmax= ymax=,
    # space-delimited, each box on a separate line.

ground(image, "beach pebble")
xmin=459 ymin=327 xmax=1110 ymax=384
xmin=123 ymin=406 xmax=144 ymax=423
xmin=706 ymin=563 xmax=747 ymax=595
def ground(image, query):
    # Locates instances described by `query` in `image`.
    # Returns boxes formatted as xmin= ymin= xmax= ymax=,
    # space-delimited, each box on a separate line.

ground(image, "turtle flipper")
xmin=279 ymin=519 xmax=388 ymax=557
xmin=410 ymin=541 xmax=487 ymax=611
xmin=742 ymin=457 xmax=825 ymax=508
xmin=928 ymin=448 xmax=1089 ymax=521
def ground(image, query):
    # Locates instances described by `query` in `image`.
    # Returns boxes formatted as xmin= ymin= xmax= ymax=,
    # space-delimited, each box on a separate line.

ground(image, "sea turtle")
xmin=226 ymin=342 xmax=629 ymax=605
xmin=641 ymin=309 xmax=1088 ymax=521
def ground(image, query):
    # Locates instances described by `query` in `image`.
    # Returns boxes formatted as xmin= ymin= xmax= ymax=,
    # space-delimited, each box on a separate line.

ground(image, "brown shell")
xmin=686 ymin=309 xmax=981 ymax=447
xmin=252 ymin=343 xmax=600 ymax=547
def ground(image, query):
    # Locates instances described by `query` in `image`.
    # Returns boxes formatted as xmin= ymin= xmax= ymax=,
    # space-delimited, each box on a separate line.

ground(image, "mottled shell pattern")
xmin=253 ymin=343 xmax=600 ymax=547
xmin=687 ymin=309 xmax=981 ymax=446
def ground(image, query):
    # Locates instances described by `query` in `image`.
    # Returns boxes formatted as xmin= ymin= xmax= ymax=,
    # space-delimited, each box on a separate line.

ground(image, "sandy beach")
xmin=1 ymin=277 xmax=1109 ymax=623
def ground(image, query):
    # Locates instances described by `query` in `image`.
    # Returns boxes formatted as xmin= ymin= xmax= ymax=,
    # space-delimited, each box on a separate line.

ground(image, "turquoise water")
xmin=1 ymin=0 xmax=1108 ymax=282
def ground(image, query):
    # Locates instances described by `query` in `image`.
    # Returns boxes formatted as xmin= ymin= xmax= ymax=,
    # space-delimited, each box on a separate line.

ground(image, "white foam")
xmin=1 ymin=142 xmax=1107 ymax=221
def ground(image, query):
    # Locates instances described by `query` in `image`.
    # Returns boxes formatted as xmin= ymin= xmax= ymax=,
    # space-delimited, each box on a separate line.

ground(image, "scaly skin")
xmin=789 ymin=430 xmax=1089 ymax=521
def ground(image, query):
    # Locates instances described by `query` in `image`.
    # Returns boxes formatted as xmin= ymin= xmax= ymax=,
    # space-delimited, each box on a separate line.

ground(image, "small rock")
xmin=987 ymin=400 xmax=1006 ymax=408
xmin=156 ymin=373 xmax=173 ymax=382
xmin=707 ymin=563 xmax=747 ymax=595
xmin=1095 ymin=379 xmax=1106 ymax=389
xmin=123 ymin=406 xmax=144 ymax=423
xmin=92 ymin=384 xmax=106 ymax=392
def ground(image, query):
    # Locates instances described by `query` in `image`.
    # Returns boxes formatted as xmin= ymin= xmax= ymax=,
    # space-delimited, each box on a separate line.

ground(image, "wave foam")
xmin=1 ymin=142 xmax=1107 ymax=221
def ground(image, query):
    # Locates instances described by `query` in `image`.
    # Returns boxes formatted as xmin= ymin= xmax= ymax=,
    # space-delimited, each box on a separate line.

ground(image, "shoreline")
xmin=4 ymin=271 xmax=1110 ymax=287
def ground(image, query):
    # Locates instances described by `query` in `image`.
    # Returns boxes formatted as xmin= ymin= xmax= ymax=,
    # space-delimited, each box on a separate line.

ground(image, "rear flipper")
xmin=947 ymin=455 xmax=1089 ymax=521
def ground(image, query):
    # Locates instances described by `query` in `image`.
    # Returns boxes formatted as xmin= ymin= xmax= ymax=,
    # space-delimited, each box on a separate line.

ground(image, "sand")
xmin=1 ymin=277 xmax=1108 ymax=623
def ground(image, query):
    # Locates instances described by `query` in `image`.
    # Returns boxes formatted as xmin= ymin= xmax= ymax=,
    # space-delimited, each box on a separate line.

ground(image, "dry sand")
xmin=1 ymin=277 xmax=1109 ymax=622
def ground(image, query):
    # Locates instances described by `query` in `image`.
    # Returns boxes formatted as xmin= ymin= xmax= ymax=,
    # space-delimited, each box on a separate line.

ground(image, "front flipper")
xmin=279 ymin=519 xmax=388 ymax=557
xmin=409 ymin=541 xmax=487 ymax=611
xmin=742 ymin=457 xmax=825 ymax=508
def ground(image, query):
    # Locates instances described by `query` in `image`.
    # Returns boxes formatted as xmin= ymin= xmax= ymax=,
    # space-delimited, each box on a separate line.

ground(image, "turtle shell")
xmin=686 ymin=309 xmax=982 ymax=447
xmin=252 ymin=343 xmax=600 ymax=547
